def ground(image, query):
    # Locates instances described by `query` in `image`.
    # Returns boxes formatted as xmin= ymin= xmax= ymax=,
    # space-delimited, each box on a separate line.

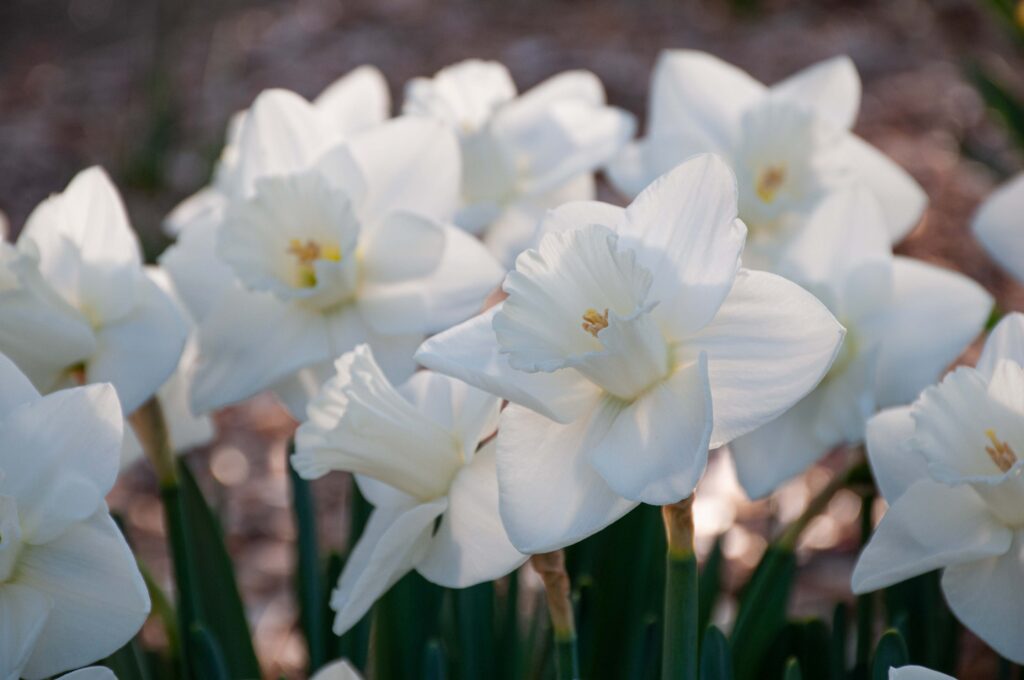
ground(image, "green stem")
xmin=287 ymin=439 xmax=326 ymax=672
xmin=530 ymin=551 xmax=579 ymax=680
xmin=778 ymin=449 xmax=868 ymax=551
xmin=661 ymin=496 xmax=698 ymax=680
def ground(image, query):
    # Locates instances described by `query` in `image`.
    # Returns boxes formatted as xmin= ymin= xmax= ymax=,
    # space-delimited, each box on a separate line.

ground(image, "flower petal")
xmin=889 ymin=667 xmax=955 ymax=680
xmin=0 ymin=584 xmax=51 ymax=680
xmin=345 ymin=117 xmax=461 ymax=224
xmin=973 ymin=172 xmax=1024 ymax=284
xmin=415 ymin=306 xmax=600 ymax=424
xmin=0 ymin=349 xmax=41 ymax=417
xmin=58 ymin=668 xmax=118 ymax=680
xmin=362 ymin=211 xmax=445 ymax=285
xmin=851 ymin=480 xmax=1011 ymax=593
xmin=685 ymin=269 xmax=845 ymax=447
xmin=159 ymin=220 xmax=235 ymax=324
xmin=769 ymin=56 xmax=861 ymax=130
xmin=398 ymin=370 xmax=500 ymax=460
xmin=192 ymin=286 xmax=330 ymax=414
xmin=417 ymin=442 xmax=527 ymax=587
xmin=941 ymin=530 xmax=1024 ymax=664
xmin=495 ymin=403 xmax=637 ymax=553
xmin=420 ymin=225 xmax=504 ymax=332
xmin=865 ymin=407 xmax=928 ymax=504
xmin=310 ymin=659 xmax=364 ymax=680
xmin=0 ymin=384 xmax=121 ymax=544
xmin=18 ymin=511 xmax=150 ymax=680
xmin=621 ymin=154 xmax=745 ymax=335
xmin=314 ymin=65 xmax=391 ymax=135
xmin=331 ymin=499 xmax=446 ymax=635
xmin=843 ymin=135 xmax=928 ymax=243
xmin=87 ymin=271 xmax=188 ymax=415
xmin=872 ymin=257 xmax=990 ymax=409
xmin=588 ymin=353 xmax=713 ymax=504
xmin=976 ymin=312 xmax=1024 ymax=380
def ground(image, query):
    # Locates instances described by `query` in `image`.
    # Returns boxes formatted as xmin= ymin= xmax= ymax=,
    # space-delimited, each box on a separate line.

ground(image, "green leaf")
xmin=783 ymin=657 xmax=802 ymax=680
xmin=177 ymin=460 xmax=261 ymax=678
xmin=287 ymin=441 xmax=327 ymax=672
xmin=103 ymin=638 xmax=153 ymax=680
xmin=698 ymin=538 xmax=724 ymax=637
xmin=883 ymin=571 xmax=958 ymax=673
xmin=831 ymin=604 xmax=848 ymax=680
xmin=968 ymin=62 xmax=1024 ymax=152
xmin=423 ymin=638 xmax=448 ymax=680
xmin=730 ymin=545 xmax=796 ymax=680
xmin=455 ymin=581 xmax=496 ymax=679
xmin=190 ymin=623 xmax=231 ymax=680
xmin=872 ymin=629 xmax=910 ymax=680
xmin=699 ymin=626 xmax=732 ymax=680
xmin=373 ymin=571 xmax=444 ymax=680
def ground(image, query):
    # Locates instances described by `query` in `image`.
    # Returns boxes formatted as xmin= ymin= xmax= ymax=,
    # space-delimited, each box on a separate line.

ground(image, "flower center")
xmin=288 ymin=239 xmax=342 ymax=288
xmin=984 ymin=429 xmax=1019 ymax=473
xmin=581 ymin=308 xmax=609 ymax=337
xmin=755 ymin=164 xmax=787 ymax=204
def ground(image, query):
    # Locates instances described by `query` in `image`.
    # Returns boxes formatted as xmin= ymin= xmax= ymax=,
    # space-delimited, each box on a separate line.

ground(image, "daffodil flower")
xmin=310 ymin=660 xmax=362 ymax=680
xmin=889 ymin=668 xmax=956 ymax=680
xmin=417 ymin=154 xmax=845 ymax=553
xmin=403 ymin=59 xmax=635 ymax=267
xmin=607 ymin=50 xmax=926 ymax=272
xmin=973 ymin=172 xmax=1024 ymax=284
xmin=3 ymin=167 xmax=188 ymax=416
xmin=0 ymin=354 xmax=149 ymax=679
xmin=293 ymin=345 xmax=526 ymax=634
xmin=727 ymin=189 xmax=992 ymax=498
xmin=161 ymin=88 xmax=504 ymax=417
xmin=853 ymin=313 xmax=1024 ymax=664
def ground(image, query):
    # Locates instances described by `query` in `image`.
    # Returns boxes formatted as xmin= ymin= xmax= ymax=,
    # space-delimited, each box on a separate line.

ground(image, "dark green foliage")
xmin=699 ymin=626 xmax=733 ymax=680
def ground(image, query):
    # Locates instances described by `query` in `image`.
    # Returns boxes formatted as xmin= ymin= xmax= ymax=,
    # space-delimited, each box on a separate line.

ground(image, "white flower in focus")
xmin=973 ymin=172 xmax=1024 ymax=284
xmin=607 ymin=51 xmax=927 ymax=271
xmin=417 ymin=154 xmax=845 ymax=553
xmin=728 ymin=189 xmax=992 ymax=498
xmin=161 ymin=89 xmax=504 ymax=417
xmin=0 ymin=354 xmax=150 ymax=679
xmin=164 ymin=66 xmax=391 ymax=239
xmin=404 ymin=59 xmax=636 ymax=267
xmin=293 ymin=345 xmax=525 ymax=634
xmin=852 ymin=313 xmax=1024 ymax=664
xmin=889 ymin=667 xmax=956 ymax=680
xmin=4 ymin=167 xmax=187 ymax=415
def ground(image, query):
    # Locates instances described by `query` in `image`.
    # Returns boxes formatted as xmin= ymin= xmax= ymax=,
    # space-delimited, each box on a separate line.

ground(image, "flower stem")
xmin=661 ymin=494 xmax=698 ymax=680
xmin=286 ymin=438 xmax=327 ymax=672
xmin=530 ymin=551 xmax=579 ymax=680
xmin=777 ymin=447 xmax=869 ymax=552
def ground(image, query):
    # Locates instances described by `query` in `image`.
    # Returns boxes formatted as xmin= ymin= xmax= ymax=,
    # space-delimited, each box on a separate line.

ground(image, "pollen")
xmin=756 ymin=164 xmax=787 ymax=203
xmin=287 ymin=239 xmax=342 ymax=288
xmin=582 ymin=308 xmax=609 ymax=337
xmin=984 ymin=429 xmax=1018 ymax=473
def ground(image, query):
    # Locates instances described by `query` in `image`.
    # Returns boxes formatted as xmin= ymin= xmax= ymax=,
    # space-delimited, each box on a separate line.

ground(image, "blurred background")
xmin=2 ymin=0 xmax=1024 ymax=676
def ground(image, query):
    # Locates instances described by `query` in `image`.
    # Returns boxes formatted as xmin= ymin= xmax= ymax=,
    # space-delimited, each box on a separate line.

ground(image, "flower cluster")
xmin=0 ymin=50 xmax=1018 ymax=677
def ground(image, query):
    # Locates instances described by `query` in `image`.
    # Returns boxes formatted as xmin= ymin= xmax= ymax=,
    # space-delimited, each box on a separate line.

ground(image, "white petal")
xmin=163 ymin=185 xmax=224 ymax=238
xmin=620 ymin=154 xmax=745 ymax=335
xmin=537 ymin=198 xmax=625 ymax=239
xmin=403 ymin=60 xmax=516 ymax=132
xmin=345 ymin=116 xmax=461 ymax=224
xmin=0 ymin=349 xmax=41 ymax=417
xmin=88 ymin=272 xmax=188 ymax=415
xmin=18 ymin=511 xmax=150 ymax=680
xmin=495 ymin=403 xmax=637 ymax=553
xmin=647 ymin=50 xmax=765 ymax=149
xmin=331 ymin=499 xmax=446 ymax=635
xmin=889 ymin=667 xmax=955 ymax=680
xmin=976 ymin=312 xmax=1024 ymax=380
xmin=843 ymin=135 xmax=928 ymax=243
xmin=941 ymin=529 xmax=1024 ymax=664
xmin=686 ymin=269 xmax=845 ymax=447
xmin=769 ymin=56 xmax=861 ymax=130
xmin=0 ymin=584 xmax=51 ymax=680
xmin=59 ymin=668 xmax=118 ymax=680
xmin=865 ymin=407 xmax=929 ymax=504
xmin=588 ymin=354 xmax=713 ymax=504
xmin=873 ymin=257 xmax=990 ymax=408
xmin=314 ymin=65 xmax=391 ymax=135
xmin=419 ymin=225 xmax=504 ymax=333
xmin=417 ymin=442 xmax=527 ymax=587
xmin=398 ymin=371 xmax=500 ymax=460
xmin=310 ymin=659 xmax=364 ymax=680
xmin=191 ymin=287 xmax=330 ymax=413
xmin=0 ymin=384 xmax=121 ymax=544
xmin=159 ymin=220 xmax=235 ymax=323
xmin=415 ymin=306 xmax=600 ymax=424
xmin=973 ymin=172 xmax=1024 ymax=284
xmin=851 ymin=480 xmax=1011 ymax=593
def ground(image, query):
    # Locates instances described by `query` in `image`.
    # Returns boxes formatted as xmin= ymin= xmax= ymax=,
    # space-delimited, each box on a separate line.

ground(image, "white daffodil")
xmin=164 ymin=65 xmax=391 ymax=239
xmin=728 ymin=189 xmax=992 ymax=498
xmin=0 ymin=354 xmax=150 ymax=679
xmin=890 ymin=668 xmax=956 ymax=680
xmin=311 ymin=660 xmax=362 ymax=680
xmin=57 ymin=669 xmax=117 ymax=680
xmin=416 ymin=154 xmax=844 ymax=553
xmin=293 ymin=345 xmax=526 ymax=634
xmin=161 ymin=88 xmax=504 ymax=418
xmin=403 ymin=59 xmax=635 ymax=267
xmin=973 ymin=172 xmax=1024 ymax=284
xmin=607 ymin=50 xmax=926 ymax=272
xmin=2 ymin=167 xmax=187 ymax=416
xmin=852 ymin=313 xmax=1024 ymax=664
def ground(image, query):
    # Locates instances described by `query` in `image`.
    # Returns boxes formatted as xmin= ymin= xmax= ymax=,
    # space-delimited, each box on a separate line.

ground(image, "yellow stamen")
xmin=756 ymin=165 xmax=787 ymax=203
xmin=984 ymin=428 xmax=1018 ymax=473
xmin=581 ymin=308 xmax=609 ymax=337
xmin=287 ymin=239 xmax=341 ymax=288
